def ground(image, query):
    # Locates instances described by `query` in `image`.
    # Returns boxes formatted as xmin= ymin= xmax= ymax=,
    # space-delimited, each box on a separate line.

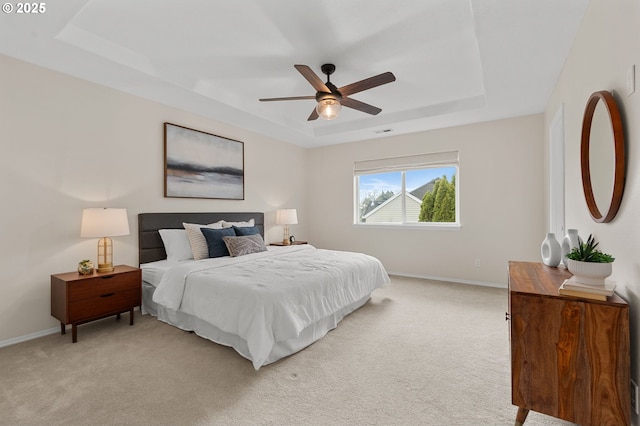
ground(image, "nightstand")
xmin=51 ymin=265 xmax=141 ymax=343
xmin=270 ymin=241 xmax=308 ymax=246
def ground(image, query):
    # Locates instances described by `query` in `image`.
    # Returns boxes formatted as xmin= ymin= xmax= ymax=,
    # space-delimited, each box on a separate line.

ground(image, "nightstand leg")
xmin=515 ymin=407 xmax=529 ymax=426
xmin=72 ymin=324 xmax=77 ymax=343
xmin=129 ymin=308 xmax=134 ymax=325
xmin=60 ymin=323 xmax=65 ymax=335
xmin=116 ymin=313 xmax=121 ymax=320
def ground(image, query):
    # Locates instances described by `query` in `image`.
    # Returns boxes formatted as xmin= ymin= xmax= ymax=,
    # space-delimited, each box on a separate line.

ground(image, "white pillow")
xmin=221 ymin=218 xmax=255 ymax=228
xmin=183 ymin=221 xmax=225 ymax=260
xmin=159 ymin=229 xmax=193 ymax=261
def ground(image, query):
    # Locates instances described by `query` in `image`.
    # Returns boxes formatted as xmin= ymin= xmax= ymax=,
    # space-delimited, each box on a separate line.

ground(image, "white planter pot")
xmin=561 ymin=229 xmax=581 ymax=267
xmin=566 ymin=259 xmax=613 ymax=286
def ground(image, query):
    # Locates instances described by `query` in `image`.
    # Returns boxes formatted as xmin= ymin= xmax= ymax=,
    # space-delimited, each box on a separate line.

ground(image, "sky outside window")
xmin=359 ymin=167 xmax=456 ymax=199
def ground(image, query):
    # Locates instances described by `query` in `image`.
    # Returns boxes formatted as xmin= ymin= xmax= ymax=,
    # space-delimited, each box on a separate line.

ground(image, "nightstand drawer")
xmin=68 ymin=271 xmax=139 ymax=302
xmin=69 ymin=287 xmax=141 ymax=322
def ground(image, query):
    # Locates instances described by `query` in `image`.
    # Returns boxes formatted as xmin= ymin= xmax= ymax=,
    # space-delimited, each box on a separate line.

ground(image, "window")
xmin=354 ymin=151 xmax=459 ymax=226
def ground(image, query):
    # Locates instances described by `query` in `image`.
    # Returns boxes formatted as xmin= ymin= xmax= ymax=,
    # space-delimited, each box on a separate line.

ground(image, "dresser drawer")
xmin=69 ymin=287 xmax=141 ymax=322
xmin=68 ymin=271 xmax=139 ymax=302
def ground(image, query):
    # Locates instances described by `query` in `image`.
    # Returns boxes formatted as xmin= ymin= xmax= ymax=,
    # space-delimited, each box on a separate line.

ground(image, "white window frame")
xmin=353 ymin=151 xmax=461 ymax=229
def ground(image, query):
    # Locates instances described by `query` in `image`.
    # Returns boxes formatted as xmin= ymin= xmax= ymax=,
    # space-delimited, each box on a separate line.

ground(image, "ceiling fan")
xmin=259 ymin=64 xmax=396 ymax=121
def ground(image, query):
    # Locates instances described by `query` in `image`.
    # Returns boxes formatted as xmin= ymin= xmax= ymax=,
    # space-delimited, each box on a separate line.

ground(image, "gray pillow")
xmin=222 ymin=234 xmax=267 ymax=257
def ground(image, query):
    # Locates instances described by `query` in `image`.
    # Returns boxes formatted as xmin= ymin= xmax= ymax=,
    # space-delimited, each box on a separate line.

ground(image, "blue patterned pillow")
xmin=222 ymin=234 xmax=267 ymax=257
xmin=233 ymin=225 xmax=259 ymax=236
xmin=201 ymin=227 xmax=236 ymax=258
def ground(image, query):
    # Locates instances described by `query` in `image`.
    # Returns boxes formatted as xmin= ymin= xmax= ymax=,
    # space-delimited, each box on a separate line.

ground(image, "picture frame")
xmin=164 ymin=123 xmax=245 ymax=200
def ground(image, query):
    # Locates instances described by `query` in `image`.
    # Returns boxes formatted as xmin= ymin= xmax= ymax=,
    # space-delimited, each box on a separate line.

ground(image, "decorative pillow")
xmin=233 ymin=225 xmax=259 ymax=236
xmin=158 ymin=229 xmax=193 ymax=261
xmin=222 ymin=234 xmax=267 ymax=257
xmin=221 ymin=218 xmax=255 ymax=228
xmin=183 ymin=221 xmax=225 ymax=260
xmin=201 ymin=227 xmax=236 ymax=258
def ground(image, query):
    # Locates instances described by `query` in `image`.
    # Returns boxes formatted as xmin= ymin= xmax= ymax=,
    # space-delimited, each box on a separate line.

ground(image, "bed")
xmin=138 ymin=212 xmax=390 ymax=369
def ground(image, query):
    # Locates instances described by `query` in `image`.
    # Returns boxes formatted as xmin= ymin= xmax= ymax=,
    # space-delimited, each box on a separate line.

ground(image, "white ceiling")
xmin=0 ymin=0 xmax=588 ymax=148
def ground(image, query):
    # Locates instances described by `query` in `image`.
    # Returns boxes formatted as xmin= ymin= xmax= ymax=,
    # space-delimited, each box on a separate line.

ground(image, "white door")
xmin=549 ymin=105 xmax=565 ymax=238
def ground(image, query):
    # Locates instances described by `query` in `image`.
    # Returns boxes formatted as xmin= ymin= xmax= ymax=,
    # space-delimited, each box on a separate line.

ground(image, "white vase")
xmin=566 ymin=259 xmax=612 ymax=286
xmin=541 ymin=233 xmax=561 ymax=267
xmin=561 ymin=229 xmax=581 ymax=266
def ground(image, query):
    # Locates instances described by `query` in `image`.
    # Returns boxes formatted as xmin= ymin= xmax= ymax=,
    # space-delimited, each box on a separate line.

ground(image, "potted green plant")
xmin=566 ymin=234 xmax=614 ymax=286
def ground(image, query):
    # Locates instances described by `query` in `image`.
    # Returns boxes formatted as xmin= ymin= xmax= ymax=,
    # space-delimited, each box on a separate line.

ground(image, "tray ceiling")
xmin=0 ymin=0 xmax=588 ymax=147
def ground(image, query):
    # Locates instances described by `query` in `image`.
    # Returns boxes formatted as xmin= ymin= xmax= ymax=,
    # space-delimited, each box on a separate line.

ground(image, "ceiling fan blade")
xmin=338 ymin=72 xmax=396 ymax=97
xmin=307 ymin=108 xmax=319 ymax=121
xmin=259 ymin=95 xmax=315 ymax=102
xmin=295 ymin=64 xmax=331 ymax=93
xmin=341 ymin=97 xmax=382 ymax=115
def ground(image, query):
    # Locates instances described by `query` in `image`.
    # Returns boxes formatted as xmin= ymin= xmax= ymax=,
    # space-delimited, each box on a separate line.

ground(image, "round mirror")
xmin=580 ymin=91 xmax=625 ymax=223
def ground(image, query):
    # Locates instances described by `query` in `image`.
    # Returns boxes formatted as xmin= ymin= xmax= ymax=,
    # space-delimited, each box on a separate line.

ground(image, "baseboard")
xmin=388 ymin=271 xmax=506 ymax=289
xmin=0 ymin=307 xmax=143 ymax=349
xmin=0 ymin=326 xmax=60 ymax=349
xmin=0 ymin=277 xmax=500 ymax=348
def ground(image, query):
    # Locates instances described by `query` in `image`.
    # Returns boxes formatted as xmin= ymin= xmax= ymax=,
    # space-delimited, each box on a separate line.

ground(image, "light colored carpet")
xmin=0 ymin=276 xmax=572 ymax=425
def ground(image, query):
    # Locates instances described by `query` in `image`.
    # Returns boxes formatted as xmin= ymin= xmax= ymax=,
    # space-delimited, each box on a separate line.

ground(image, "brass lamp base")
xmin=97 ymin=263 xmax=114 ymax=273
xmin=97 ymin=237 xmax=114 ymax=273
xmin=282 ymin=224 xmax=291 ymax=245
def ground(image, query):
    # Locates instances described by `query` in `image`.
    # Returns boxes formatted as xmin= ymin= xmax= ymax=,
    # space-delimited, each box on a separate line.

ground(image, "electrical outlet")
xmin=474 ymin=259 xmax=481 ymax=267
xmin=631 ymin=379 xmax=639 ymax=414
xmin=627 ymin=65 xmax=636 ymax=96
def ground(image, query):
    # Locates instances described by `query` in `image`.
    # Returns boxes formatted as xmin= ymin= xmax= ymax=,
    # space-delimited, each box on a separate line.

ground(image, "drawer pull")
xmin=101 ymin=275 xmax=115 ymax=280
xmin=100 ymin=292 xmax=115 ymax=298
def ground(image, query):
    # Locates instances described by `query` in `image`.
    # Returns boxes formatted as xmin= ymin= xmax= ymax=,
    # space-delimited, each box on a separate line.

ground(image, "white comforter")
xmin=152 ymin=245 xmax=390 ymax=368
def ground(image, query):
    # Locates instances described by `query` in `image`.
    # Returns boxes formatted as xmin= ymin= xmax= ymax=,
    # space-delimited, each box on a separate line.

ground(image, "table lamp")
xmin=276 ymin=209 xmax=297 ymax=245
xmin=80 ymin=208 xmax=130 ymax=272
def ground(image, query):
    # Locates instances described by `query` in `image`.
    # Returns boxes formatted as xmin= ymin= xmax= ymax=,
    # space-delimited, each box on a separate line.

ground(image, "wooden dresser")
xmin=508 ymin=261 xmax=630 ymax=426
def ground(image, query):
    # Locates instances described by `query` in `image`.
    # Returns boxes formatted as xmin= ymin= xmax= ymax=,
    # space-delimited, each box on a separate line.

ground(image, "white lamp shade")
xmin=276 ymin=209 xmax=298 ymax=225
xmin=81 ymin=208 xmax=130 ymax=237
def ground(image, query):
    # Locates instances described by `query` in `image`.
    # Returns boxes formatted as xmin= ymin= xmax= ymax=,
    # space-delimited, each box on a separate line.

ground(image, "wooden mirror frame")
xmin=580 ymin=91 xmax=626 ymax=223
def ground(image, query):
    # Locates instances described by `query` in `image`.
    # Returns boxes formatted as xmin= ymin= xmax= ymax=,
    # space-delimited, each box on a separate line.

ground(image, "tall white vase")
xmin=541 ymin=233 xmax=561 ymax=267
xmin=561 ymin=229 xmax=581 ymax=267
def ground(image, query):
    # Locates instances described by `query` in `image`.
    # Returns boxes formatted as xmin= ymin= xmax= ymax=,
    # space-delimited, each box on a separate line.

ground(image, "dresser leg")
xmin=515 ymin=407 xmax=529 ymax=426
xmin=72 ymin=324 xmax=77 ymax=343
xmin=129 ymin=308 xmax=134 ymax=325
xmin=60 ymin=323 xmax=66 ymax=335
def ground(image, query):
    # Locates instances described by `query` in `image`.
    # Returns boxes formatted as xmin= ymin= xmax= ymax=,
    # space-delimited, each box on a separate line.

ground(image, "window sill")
xmin=352 ymin=223 xmax=461 ymax=231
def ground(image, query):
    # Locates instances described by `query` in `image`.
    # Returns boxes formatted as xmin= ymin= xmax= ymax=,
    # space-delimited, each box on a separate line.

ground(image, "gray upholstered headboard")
xmin=138 ymin=212 xmax=265 ymax=265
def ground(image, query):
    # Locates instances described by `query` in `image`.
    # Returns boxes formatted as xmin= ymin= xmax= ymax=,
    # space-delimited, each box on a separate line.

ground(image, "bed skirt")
xmin=142 ymin=282 xmax=369 ymax=368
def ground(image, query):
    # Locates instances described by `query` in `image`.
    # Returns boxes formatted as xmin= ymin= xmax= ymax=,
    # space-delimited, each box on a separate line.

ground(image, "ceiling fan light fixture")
xmin=259 ymin=64 xmax=395 ymax=122
xmin=316 ymin=97 xmax=341 ymax=120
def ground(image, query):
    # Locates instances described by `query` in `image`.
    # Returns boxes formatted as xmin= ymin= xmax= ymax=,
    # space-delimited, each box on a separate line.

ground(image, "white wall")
xmin=544 ymin=0 xmax=640 ymax=419
xmin=307 ymin=115 xmax=545 ymax=286
xmin=0 ymin=54 xmax=308 ymax=343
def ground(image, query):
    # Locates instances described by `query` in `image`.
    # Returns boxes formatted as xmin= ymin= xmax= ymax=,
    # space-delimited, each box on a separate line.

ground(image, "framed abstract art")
xmin=164 ymin=123 xmax=244 ymax=200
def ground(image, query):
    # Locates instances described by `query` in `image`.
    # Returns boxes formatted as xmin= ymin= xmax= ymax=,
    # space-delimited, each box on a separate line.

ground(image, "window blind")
xmin=353 ymin=151 xmax=459 ymax=175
